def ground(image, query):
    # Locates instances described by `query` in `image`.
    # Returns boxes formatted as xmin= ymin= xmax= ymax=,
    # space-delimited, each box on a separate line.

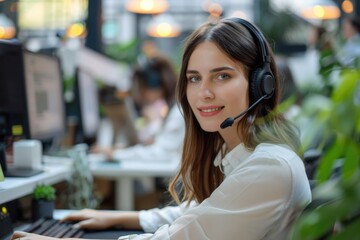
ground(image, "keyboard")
xmin=24 ymin=218 xmax=84 ymax=238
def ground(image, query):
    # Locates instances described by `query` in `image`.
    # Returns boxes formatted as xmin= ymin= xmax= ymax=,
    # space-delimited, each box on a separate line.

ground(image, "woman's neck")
xmin=219 ymin=127 xmax=243 ymax=152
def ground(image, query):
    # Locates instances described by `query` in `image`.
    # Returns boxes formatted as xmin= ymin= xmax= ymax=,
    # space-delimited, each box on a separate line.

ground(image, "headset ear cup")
xmin=250 ymin=67 xmax=275 ymax=103
xmin=249 ymin=68 xmax=264 ymax=103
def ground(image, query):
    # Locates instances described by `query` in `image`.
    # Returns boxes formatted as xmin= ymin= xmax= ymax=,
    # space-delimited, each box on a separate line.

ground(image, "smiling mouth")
xmin=199 ymin=106 xmax=224 ymax=113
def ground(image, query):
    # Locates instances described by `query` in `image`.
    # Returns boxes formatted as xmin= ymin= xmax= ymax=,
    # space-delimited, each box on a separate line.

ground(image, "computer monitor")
xmin=23 ymin=51 xmax=66 ymax=143
xmin=73 ymin=67 xmax=100 ymax=144
xmin=0 ymin=41 xmax=66 ymax=143
xmin=0 ymin=40 xmax=28 ymax=142
xmin=0 ymin=40 xmax=66 ymax=176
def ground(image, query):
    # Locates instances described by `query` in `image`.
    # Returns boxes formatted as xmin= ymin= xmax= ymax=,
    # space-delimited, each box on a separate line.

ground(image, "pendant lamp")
xmin=147 ymin=14 xmax=181 ymax=38
xmin=0 ymin=13 xmax=16 ymax=39
xmin=126 ymin=0 xmax=169 ymax=14
xmin=301 ymin=0 xmax=340 ymax=20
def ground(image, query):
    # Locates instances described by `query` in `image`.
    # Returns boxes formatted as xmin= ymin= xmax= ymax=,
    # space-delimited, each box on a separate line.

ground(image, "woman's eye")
xmin=217 ymin=73 xmax=230 ymax=80
xmin=188 ymin=76 xmax=200 ymax=83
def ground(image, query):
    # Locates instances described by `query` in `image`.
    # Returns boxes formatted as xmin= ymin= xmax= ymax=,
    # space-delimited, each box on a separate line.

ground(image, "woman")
xmin=130 ymin=54 xmax=177 ymax=144
xmin=12 ymin=17 xmax=311 ymax=240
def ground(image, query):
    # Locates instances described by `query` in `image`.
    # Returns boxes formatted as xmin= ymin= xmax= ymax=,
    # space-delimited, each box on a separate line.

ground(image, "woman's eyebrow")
xmin=186 ymin=66 xmax=235 ymax=74
xmin=210 ymin=66 xmax=235 ymax=73
xmin=186 ymin=70 xmax=198 ymax=74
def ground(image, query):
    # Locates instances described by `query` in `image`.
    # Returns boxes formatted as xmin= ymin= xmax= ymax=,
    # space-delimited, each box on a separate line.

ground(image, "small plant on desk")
xmin=32 ymin=184 xmax=56 ymax=221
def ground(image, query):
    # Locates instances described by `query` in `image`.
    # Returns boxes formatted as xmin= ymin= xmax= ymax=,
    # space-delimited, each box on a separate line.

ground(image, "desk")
xmin=90 ymin=157 xmax=179 ymax=210
xmin=1 ymin=154 xmax=178 ymax=211
xmin=0 ymin=156 xmax=71 ymax=205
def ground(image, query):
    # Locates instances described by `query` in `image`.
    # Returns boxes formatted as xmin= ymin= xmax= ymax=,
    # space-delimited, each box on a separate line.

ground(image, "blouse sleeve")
xmin=118 ymin=154 xmax=309 ymax=240
xmin=138 ymin=201 xmax=197 ymax=233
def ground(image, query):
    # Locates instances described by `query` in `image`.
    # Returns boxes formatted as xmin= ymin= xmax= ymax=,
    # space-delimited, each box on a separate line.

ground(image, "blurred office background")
xmin=1 ymin=0 xmax=360 ymax=225
xmin=1 ymin=0 xmax=359 ymax=91
xmin=1 ymin=0 xmax=359 ymax=77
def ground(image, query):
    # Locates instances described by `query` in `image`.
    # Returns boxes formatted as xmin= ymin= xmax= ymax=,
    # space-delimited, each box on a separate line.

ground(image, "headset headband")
xmin=228 ymin=18 xmax=270 ymax=64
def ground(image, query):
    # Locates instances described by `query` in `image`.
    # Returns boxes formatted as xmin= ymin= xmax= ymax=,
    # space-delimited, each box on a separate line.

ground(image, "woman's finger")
xmin=11 ymin=231 xmax=27 ymax=240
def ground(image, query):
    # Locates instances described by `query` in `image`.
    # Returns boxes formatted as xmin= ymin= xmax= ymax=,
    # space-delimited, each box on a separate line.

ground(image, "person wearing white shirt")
xmin=111 ymin=104 xmax=184 ymax=163
xmin=91 ymin=54 xmax=182 ymax=161
xmin=337 ymin=15 xmax=360 ymax=67
xmin=12 ymin=17 xmax=311 ymax=240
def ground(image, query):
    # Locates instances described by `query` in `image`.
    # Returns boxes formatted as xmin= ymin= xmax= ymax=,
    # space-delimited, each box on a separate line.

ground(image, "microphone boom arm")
xmin=220 ymin=95 xmax=267 ymax=129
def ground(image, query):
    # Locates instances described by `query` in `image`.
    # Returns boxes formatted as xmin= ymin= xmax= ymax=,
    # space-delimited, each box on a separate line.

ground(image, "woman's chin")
xmin=199 ymin=123 xmax=221 ymax=132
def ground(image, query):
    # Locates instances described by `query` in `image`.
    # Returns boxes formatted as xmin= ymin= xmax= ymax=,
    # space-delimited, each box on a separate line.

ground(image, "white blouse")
xmin=119 ymin=143 xmax=312 ymax=240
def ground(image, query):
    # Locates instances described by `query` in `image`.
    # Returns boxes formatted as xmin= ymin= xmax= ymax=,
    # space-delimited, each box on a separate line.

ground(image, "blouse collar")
xmin=213 ymin=143 xmax=253 ymax=176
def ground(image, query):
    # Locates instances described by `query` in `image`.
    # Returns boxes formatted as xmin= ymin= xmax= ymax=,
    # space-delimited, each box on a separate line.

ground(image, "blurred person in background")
xmin=308 ymin=25 xmax=338 ymax=80
xmin=91 ymin=54 xmax=184 ymax=164
xmin=337 ymin=15 xmax=360 ymax=67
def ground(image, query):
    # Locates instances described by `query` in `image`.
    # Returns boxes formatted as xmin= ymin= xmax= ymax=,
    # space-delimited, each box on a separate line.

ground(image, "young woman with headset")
xmin=12 ymin=17 xmax=311 ymax=240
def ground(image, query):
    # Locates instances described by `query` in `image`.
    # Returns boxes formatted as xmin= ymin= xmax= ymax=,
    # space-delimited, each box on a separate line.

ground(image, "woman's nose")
xmin=198 ymin=81 xmax=214 ymax=100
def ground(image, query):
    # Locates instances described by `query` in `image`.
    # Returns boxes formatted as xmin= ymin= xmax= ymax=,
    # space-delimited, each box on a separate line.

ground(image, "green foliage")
xmin=312 ymin=69 xmax=360 ymax=182
xmin=291 ymin=173 xmax=360 ymax=240
xmin=65 ymin=144 xmax=99 ymax=209
xmin=291 ymin=68 xmax=360 ymax=239
xmin=317 ymin=49 xmax=342 ymax=96
xmin=104 ymin=38 xmax=139 ymax=65
xmin=33 ymin=184 xmax=56 ymax=201
xmin=255 ymin=0 xmax=301 ymax=53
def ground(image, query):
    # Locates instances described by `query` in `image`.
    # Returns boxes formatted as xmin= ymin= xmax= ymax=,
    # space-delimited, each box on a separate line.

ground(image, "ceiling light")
xmin=147 ymin=14 xmax=181 ymax=38
xmin=126 ymin=0 xmax=169 ymax=14
xmin=342 ymin=0 xmax=354 ymax=14
xmin=208 ymin=3 xmax=223 ymax=17
xmin=301 ymin=0 xmax=340 ymax=20
xmin=66 ymin=22 xmax=86 ymax=38
xmin=0 ymin=13 xmax=16 ymax=39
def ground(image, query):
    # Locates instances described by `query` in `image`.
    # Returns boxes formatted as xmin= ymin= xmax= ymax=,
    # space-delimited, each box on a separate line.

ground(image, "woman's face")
xmin=133 ymin=81 xmax=164 ymax=106
xmin=186 ymin=41 xmax=249 ymax=133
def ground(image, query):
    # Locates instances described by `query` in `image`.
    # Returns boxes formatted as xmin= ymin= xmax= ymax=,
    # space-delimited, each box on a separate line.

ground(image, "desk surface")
xmin=0 ymin=154 xmax=178 ymax=210
xmin=90 ymin=158 xmax=179 ymax=178
xmin=0 ymin=156 xmax=71 ymax=205
xmin=88 ymin=153 xmax=179 ymax=210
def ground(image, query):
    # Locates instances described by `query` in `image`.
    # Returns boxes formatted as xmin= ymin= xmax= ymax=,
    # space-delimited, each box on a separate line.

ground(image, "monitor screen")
xmin=0 ymin=40 xmax=28 ymax=141
xmin=74 ymin=67 xmax=100 ymax=141
xmin=23 ymin=51 xmax=66 ymax=141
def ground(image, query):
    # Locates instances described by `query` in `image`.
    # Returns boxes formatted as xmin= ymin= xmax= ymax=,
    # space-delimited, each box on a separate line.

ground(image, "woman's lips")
xmin=198 ymin=106 xmax=224 ymax=117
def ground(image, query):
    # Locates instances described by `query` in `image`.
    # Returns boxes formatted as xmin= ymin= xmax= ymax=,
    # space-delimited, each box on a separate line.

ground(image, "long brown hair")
xmin=169 ymin=18 xmax=300 ymax=204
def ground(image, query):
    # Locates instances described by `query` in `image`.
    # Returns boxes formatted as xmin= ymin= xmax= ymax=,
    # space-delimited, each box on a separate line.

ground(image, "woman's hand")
xmin=89 ymin=146 xmax=113 ymax=160
xmin=11 ymin=209 xmax=141 ymax=239
xmin=11 ymin=231 xmax=62 ymax=240
xmin=61 ymin=209 xmax=117 ymax=230
xmin=61 ymin=209 xmax=141 ymax=230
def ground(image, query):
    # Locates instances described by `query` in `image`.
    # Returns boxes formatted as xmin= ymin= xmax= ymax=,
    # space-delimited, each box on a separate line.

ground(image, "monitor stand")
xmin=4 ymin=166 xmax=44 ymax=178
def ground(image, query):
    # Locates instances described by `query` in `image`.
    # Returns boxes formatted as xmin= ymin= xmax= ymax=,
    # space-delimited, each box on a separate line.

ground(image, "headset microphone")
xmin=220 ymin=95 xmax=267 ymax=129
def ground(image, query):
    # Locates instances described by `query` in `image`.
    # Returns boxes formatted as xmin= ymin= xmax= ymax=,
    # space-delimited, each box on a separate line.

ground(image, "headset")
xmin=220 ymin=18 xmax=276 ymax=129
xmin=229 ymin=17 xmax=275 ymax=103
xmin=136 ymin=55 xmax=161 ymax=89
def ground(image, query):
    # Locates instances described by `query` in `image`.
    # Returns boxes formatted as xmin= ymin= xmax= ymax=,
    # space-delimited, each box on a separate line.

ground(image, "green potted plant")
xmin=32 ymin=184 xmax=56 ymax=221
